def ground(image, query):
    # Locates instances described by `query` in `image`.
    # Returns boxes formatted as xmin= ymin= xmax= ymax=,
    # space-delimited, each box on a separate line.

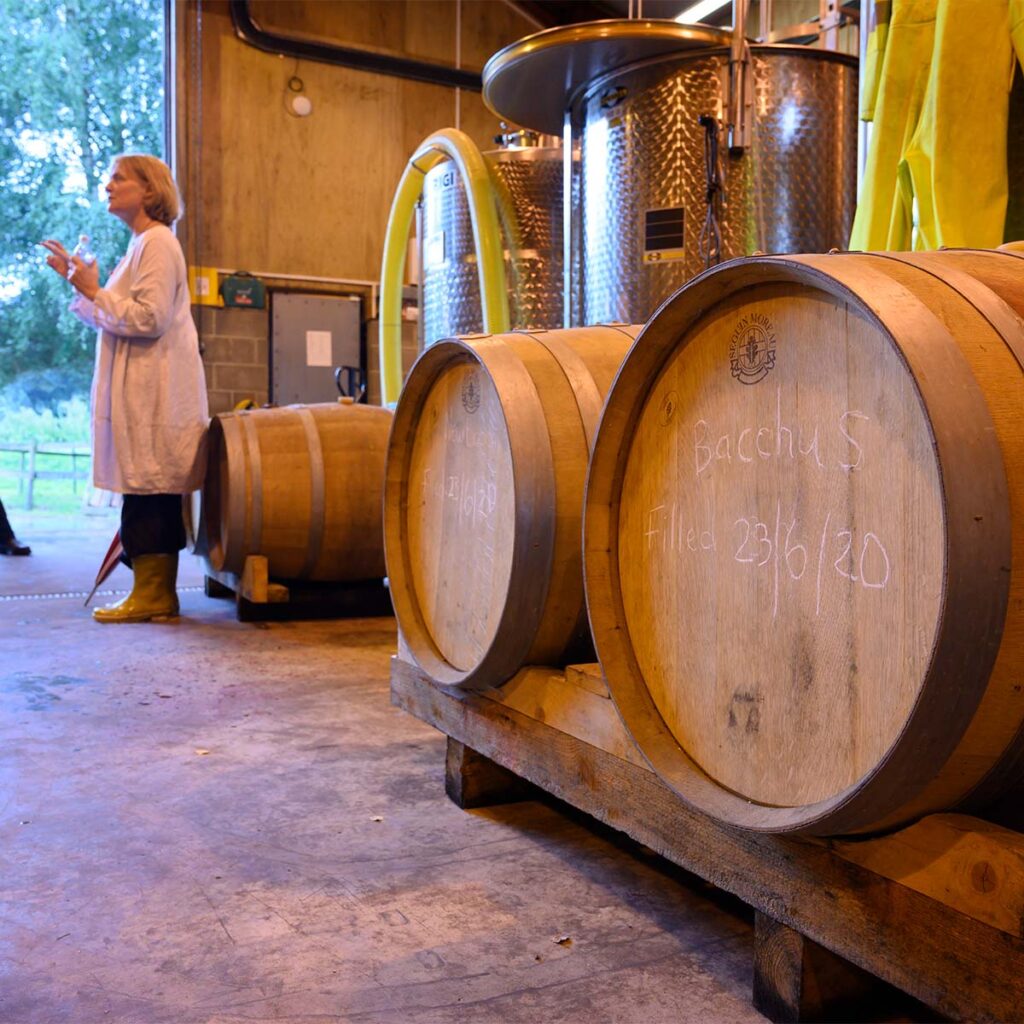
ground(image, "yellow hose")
xmin=379 ymin=128 xmax=509 ymax=406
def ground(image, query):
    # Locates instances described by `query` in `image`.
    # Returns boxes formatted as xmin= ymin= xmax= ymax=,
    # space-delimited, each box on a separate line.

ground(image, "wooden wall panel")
xmin=179 ymin=1 xmax=535 ymax=283
xmin=256 ymin=1 xmax=407 ymax=53
xmin=253 ymin=0 xmax=538 ymax=66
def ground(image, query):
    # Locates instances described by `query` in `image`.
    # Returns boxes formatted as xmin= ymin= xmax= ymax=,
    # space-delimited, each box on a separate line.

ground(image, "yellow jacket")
xmin=850 ymin=0 xmax=1022 ymax=250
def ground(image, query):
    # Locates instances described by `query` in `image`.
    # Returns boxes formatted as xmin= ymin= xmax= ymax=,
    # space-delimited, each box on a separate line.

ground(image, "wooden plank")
xmin=391 ymin=656 xmax=1024 ymax=1023
xmin=564 ymin=662 xmax=610 ymax=697
xmin=753 ymin=912 xmax=813 ymax=1023
xmin=456 ymin=665 xmax=1024 ymax=937
xmin=444 ymin=738 xmax=534 ymax=809
xmin=752 ymin=912 xmax=880 ymax=1023
xmin=204 ymin=559 xmax=391 ymax=622
xmin=0 ymin=442 xmax=93 ymax=507
xmin=25 ymin=440 xmax=36 ymax=510
xmin=485 ymin=666 xmax=645 ymax=768
xmin=0 ymin=443 xmax=92 ymax=456
xmin=204 ymin=564 xmax=243 ymax=598
xmin=204 ymin=574 xmax=234 ymax=599
xmin=235 ymin=578 xmax=392 ymax=623
xmin=832 ymin=814 xmax=1024 ymax=939
xmin=240 ymin=555 xmax=289 ymax=605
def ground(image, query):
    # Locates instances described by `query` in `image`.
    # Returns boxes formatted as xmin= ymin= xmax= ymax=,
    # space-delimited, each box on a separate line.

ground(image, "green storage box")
xmin=220 ymin=272 xmax=266 ymax=309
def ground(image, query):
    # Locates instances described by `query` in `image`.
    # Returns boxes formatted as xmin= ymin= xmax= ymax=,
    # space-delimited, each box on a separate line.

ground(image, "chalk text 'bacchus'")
xmin=693 ymin=386 xmax=868 ymax=478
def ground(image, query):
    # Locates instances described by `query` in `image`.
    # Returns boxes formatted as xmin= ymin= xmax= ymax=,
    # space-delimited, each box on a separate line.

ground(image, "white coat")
xmin=70 ymin=224 xmax=209 ymax=494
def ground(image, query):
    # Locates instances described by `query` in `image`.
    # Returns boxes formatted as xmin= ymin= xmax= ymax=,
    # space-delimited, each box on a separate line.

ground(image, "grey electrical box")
xmin=270 ymin=292 xmax=363 ymax=405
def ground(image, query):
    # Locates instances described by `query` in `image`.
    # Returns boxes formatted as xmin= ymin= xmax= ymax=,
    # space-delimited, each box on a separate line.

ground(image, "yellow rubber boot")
xmin=93 ymin=553 xmax=180 ymax=623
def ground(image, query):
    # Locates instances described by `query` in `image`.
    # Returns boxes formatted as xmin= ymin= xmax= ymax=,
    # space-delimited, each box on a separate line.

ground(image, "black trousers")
xmin=120 ymin=494 xmax=186 ymax=562
xmin=0 ymin=497 xmax=15 ymax=541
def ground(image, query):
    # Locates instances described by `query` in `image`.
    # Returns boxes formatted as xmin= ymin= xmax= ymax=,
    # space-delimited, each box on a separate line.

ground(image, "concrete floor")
xmin=0 ymin=511 xmax=932 ymax=1023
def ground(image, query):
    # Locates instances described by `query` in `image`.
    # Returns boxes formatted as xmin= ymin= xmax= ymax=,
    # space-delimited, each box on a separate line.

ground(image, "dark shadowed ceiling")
xmin=508 ymin=0 xmax=734 ymax=30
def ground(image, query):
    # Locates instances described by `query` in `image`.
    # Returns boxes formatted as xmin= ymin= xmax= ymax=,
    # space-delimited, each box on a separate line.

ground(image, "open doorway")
xmin=0 ymin=0 xmax=166 ymax=532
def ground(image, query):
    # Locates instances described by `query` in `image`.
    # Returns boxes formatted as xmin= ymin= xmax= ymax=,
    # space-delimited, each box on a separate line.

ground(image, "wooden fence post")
xmin=25 ymin=441 xmax=37 ymax=510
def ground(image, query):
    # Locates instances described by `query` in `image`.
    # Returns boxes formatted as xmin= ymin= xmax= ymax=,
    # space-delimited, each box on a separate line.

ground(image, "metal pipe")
xmin=414 ymin=200 xmax=425 ymax=354
xmin=858 ymin=0 xmax=871 ymax=194
xmin=562 ymin=111 xmax=573 ymax=329
xmin=820 ymin=0 xmax=842 ymax=50
xmin=728 ymin=0 xmax=753 ymax=151
xmin=732 ymin=0 xmax=748 ymax=53
xmin=228 ymin=0 xmax=482 ymax=92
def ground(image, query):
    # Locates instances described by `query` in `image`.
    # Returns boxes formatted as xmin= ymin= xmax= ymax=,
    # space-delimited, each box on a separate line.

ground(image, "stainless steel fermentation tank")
xmin=482 ymin=21 xmax=859 ymax=325
xmin=571 ymin=44 xmax=858 ymax=324
xmin=420 ymin=131 xmax=564 ymax=347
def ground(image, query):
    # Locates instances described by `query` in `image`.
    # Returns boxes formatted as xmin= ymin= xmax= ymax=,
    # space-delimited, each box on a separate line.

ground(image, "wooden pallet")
xmin=204 ymin=554 xmax=392 ymax=622
xmin=391 ymin=655 xmax=1024 ymax=1023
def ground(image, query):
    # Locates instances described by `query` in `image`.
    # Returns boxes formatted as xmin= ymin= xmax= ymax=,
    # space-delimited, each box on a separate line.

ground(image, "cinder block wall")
xmin=194 ymin=307 xmax=270 ymax=415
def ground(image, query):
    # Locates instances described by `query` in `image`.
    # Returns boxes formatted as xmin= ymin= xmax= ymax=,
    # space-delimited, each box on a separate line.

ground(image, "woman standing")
xmin=42 ymin=154 xmax=208 ymax=622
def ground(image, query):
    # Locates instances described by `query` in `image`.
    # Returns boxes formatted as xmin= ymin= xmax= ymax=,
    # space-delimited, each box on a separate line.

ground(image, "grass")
xmin=0 ymin=396 xmax=92 ymax=513
xmin=0 ymin=449 xmax=92 ymax=514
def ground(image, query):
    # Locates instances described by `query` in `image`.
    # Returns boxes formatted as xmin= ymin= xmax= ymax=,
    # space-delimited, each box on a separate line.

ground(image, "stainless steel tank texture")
xmin=420 ymin=138 xmax=564 ymax=348
xmin=573 ymin=46 xmax=859 ymax=325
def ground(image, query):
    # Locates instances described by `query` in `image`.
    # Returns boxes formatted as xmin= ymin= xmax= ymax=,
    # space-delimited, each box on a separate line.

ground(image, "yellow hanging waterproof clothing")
xmin=903 ymin=0 xmax=1014 ymax=249
xmin=850 ymin=0 xmax=1019 ymax=251
xmin=1013 ymin=0 xmax=1024 ymax=64
xmin=849 ymin=0 xmax=938 ymax=249
xmin=860 ymin=1 xmax=892 ymax=122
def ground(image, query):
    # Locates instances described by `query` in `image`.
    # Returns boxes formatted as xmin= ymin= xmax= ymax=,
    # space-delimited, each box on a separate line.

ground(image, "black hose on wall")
xmin=229 ymin=0 xmax=483 ymax=92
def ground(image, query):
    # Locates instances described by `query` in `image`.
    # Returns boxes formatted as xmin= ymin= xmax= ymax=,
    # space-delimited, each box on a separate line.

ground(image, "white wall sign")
xmin=305 ymin=330 xmax=333 ymax=367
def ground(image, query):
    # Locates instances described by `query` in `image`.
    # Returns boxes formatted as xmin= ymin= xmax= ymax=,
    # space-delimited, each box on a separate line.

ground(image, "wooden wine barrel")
xmin=182 ymin=490 xmax=206 ymax=557
xmin=203 ymin=399 xmax=392 ymax=581
xmin=385 ymin=325 xmax=639 ymax=687
xmin=584 ymin=250 xmax=1024 ymax=835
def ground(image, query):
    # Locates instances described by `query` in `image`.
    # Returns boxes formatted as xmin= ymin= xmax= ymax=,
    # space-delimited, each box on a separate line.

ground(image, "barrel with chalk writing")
xmin=385 ymin=325 xmax=638 ymax=687
xmin=584 ymin=249 xmax=1024 ymax=835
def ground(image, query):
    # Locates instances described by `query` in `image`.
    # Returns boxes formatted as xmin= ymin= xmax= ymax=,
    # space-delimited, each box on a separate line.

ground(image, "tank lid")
xmin=483 ymin=19 xmax=732 ymax=135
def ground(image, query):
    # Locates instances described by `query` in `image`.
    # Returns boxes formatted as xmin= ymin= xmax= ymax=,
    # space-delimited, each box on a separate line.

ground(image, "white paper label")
xmin=426 ymin=231 xmax=446 ymax=268
xmin=306 ymin=330 xmax=333 ymax=367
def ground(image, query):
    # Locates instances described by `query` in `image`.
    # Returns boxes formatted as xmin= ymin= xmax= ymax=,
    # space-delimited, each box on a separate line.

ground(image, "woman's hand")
xmin=39 ymin=239 xmax=71 ymax=279
xmin=68 ymin=255 xmax=100 ymax=300
xmin=40 ymin=239 xmax=100 ymax=299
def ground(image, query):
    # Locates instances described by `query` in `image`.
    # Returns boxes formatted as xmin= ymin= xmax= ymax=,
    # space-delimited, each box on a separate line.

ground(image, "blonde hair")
xmin=112 ymin=153 xmax=182 ymax=225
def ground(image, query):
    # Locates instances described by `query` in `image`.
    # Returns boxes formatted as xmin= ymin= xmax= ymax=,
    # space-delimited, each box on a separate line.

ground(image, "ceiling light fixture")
xmin=674 ymin=0 xmax=731 ymax=24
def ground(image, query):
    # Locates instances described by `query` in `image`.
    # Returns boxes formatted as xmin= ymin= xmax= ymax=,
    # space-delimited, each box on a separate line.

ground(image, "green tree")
xmin=0 ymin=0 xmax=164 ymax=402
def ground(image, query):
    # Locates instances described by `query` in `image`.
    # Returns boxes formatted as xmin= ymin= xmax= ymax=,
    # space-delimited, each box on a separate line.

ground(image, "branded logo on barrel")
xmin=730 ymin=313 xmax=777 ymax=385
xmin=461 ymin=373 xmax=481 ymax=414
